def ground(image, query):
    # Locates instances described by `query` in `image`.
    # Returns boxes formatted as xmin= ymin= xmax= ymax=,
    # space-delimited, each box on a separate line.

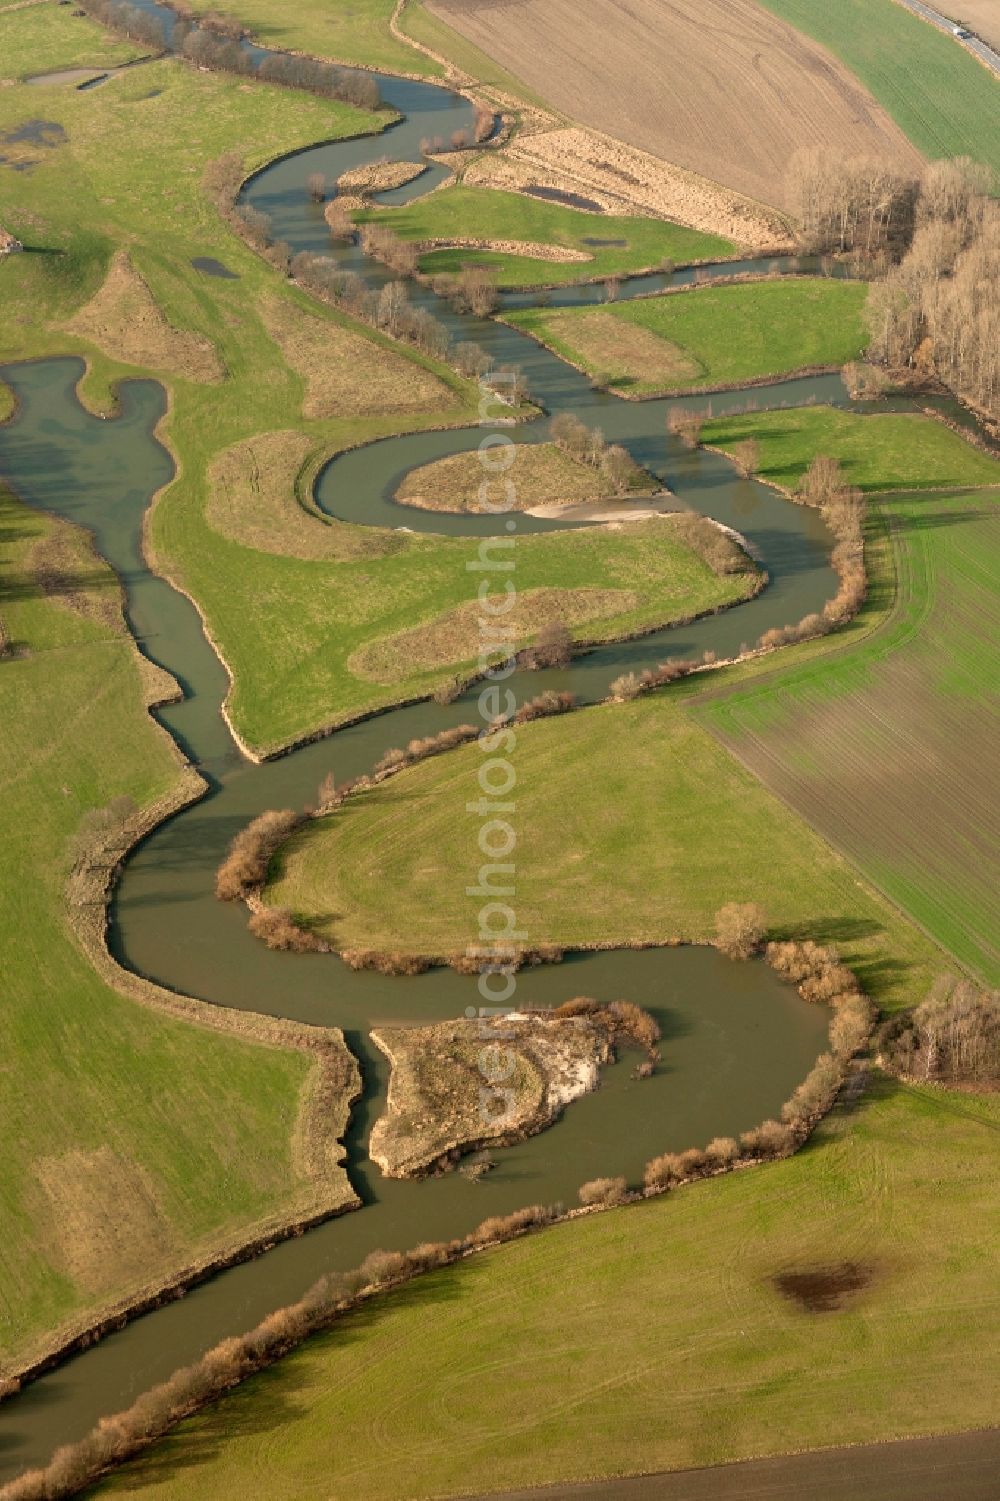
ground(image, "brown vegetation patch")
xmin=203 ymin=432 xmax=396 ymax=563
xmin=33 ymin=1149 xmax=176 ymax=1297
xmin=337 ymin=160 xmax=427 ymax=195
xmin=427 ymin=0 xmax=923 ymax=212
xmin=956 ymin=2 xmax=1000 ymax=49
xmin=774 ymin=1261 xmax=874 ymax=1312
xmin=348 ymin=585 xmax=638 ymax=683
xmin=466 ymin=126 xmax=792 ymax=248
xmin=540 ymin=308 xmax=702 ymax=388
xmin=29 ymin=520 xmax=124 ymax=633
xmin=420 ymin=235 xmax=590 ymax=263
xmin=369 ymin=1014 xmax=614 ymax=1177
xmin=65 ymin=252 xmax=223 ymax=382
xmin=258 ymin=295 xmax=451 ymax=420
xmin=395 ymin=440 xmax=654 ymax=513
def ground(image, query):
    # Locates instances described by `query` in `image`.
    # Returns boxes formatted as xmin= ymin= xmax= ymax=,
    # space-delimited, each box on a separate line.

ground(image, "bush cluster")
xmin=214 ymin=808 xmax=302 ymax=902
xmin=880 ymin=978 xmax=999 ymax=1084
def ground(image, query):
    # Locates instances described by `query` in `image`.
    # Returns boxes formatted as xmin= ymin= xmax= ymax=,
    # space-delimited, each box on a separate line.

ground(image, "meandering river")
xmin=0 ymin=30 xmax=897 ymax=1478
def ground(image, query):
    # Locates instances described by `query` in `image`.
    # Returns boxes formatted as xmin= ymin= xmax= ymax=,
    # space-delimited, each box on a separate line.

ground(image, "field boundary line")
xmin=690 ymin=507 xmax=985 ymax=985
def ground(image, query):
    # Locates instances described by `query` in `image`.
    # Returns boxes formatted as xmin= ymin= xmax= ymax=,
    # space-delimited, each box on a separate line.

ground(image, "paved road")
xmin=461 ymin=1429 xmax=1000 ymax=1501
xmin=895 ymin=0 xmax=1000 ymax=77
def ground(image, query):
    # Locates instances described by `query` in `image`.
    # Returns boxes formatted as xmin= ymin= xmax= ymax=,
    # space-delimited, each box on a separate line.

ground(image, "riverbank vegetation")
xmin=0 ymin=489 xmax=358 ymax=1377
xmin=698 ymin=487 xmax=1000 ymax=983
xmin=79 ymin=1076 xmax=1000 ymax=1498
xmin=354 ymin=185 xmax=736 ymax=287
xmin=508 ymin=279 xmax=869 ymax=396
xmin=394 ymin=436 xmax=657 ymax=512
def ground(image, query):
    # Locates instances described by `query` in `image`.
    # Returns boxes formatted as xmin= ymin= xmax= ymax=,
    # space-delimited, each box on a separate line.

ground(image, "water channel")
xmin=0 ymin=16 xmax=894 ymax=1476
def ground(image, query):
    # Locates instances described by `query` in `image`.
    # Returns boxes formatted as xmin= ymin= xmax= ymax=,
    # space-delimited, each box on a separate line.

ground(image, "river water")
xmin=0 ymin=24 xmax=865 ymax=1478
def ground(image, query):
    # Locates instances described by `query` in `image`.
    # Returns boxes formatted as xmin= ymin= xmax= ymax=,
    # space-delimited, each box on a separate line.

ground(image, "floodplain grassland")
xmin=755 ymin=0 xmax=1000 ymax=174
xmin=355 ymin=185 xmax=736 ymax=286
xmin=508 ymin=279 xmax=870 ymax=396
xmin=0 ymin=59 xmax=750 ymax=754
xmin=95 ymin=1077 xmax=1000 ymax=1500
xmin=266 ymin=690 xmax=943 ymax=1013
xmin=0 ymin=490 xmax=352 ymax=1373
xmin=157 ymin=0 xmax=441 ymax=76
xmin=701 ymin=406 xmax=1000 ymax=494
xmin=206 ymin=509 xmax=757 ymax=744
xmin=0 ymin=4 xmax=142 ymax=80
xmin=698 ymin=487 xmax=1000 ymax=983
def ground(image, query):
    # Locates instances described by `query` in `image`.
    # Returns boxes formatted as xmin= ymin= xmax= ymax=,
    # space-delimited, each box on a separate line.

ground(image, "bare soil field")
xmin=368 ymin=1015 xmax=613 ymax=1177
xmin=700 ymin=490 xmax=1000 ymax=982
xmin=426 ymin=0 xmax=924 ymax=210
xmin=949 ymin=1 xmax=1000 ymax=48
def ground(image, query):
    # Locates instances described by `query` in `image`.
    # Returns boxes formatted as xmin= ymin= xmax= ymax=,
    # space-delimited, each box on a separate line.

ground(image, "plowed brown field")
xmin=426 ymin=0 xmax=924 ymax=209
xmin=952 ymin=1 xmax=1000 ymax=48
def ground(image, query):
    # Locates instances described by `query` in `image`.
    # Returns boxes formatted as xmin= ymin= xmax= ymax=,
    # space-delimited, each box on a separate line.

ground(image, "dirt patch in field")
xmin=774 ymin=1261 xmax=874 ymax=1312
xmin=369 ymin=1014 xmax=613 ymax=1177
xmin=33 ymin=1148 xmax=177 ymax=1296
xmin=205 ymin=432 xmax=400 ymax=562
xmin=337 ymin=159 xmax=427 ymax=195
xmin=395 ymin=440 xmax=655 ymax=512
xmin=465 ymin=126 xmax=792 ymax=249
xmin=65 ymin=251 xmax=223 ymax=383
xmin=427 ymin=0 xmax=924 ymax=212
xmin=259 ymin=295 xmax=452 ymax=419
xmin=532 ymin=308 xmax=702 ymax=389
xmin=348 ymin=585 xmax=639 ymax=683
xmin=29 ymin=518 xmax=124 ymax=632
xmin=421 ymin=234 xmax=590 ymax=263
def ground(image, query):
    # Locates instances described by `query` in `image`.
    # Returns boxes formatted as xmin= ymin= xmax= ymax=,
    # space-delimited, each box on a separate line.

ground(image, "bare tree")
xmin=714 ymin=902 xmax=767 ymax=959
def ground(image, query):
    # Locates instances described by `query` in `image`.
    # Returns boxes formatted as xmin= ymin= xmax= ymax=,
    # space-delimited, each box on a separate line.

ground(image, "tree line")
xmin=880 ymin=977 xmax=999 ymax=1084
xmin=788 ymin=152 xmax=998 ymax=419
xmin=77 ymin=0 xmax=381 ymax=110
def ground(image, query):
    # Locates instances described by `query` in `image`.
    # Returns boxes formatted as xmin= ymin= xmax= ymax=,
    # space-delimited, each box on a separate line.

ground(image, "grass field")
xmin=508 ymin=279 xmax=869 ymax=396
xmin=702 ymin=406 xmax=1000 ymax=493
xmin=356 ymin=185 xmax=736 ymax=286
xmin=423 ymin=0 xmax=923 ymax=212
xmin=97 ymin=1076 xmax=1000 ymax=1499
xmin=163 ymin=0 xmax=439 ymax=76
xmin=267 ymin=687 xmax=943 ymax=1011
xmin=0 ymin=5 xmax=142 ymax=80
xmin=0 ymin=490 xmax=345 ymax=1371
xmin=756 ymin=0 xmax=1000 ymax=175
xmin=698 ymin=488 xmax=1000 ymax=983
xmin=206 ymin=510 xmax=756 ymax=746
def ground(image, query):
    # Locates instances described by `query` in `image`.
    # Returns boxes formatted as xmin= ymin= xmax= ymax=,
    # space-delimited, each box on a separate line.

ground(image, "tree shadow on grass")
xmin=90 ymin=1269 xmax=469 ymax=1494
